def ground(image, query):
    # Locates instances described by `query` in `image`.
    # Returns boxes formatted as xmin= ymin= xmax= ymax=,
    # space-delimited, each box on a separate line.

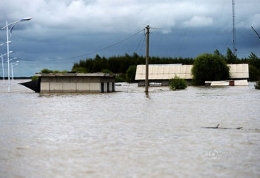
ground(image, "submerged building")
xmin=135 ymin=64 xmax=249 ymax=86
xmin=20 ymin=73 xmax=115 ymax=93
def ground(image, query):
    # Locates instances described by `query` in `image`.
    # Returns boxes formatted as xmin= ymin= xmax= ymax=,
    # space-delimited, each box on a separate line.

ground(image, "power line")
xmin=133 ymin=30 xmax=146 ymax=54
xmin=56 ymin=29 xmax=145 ymax=61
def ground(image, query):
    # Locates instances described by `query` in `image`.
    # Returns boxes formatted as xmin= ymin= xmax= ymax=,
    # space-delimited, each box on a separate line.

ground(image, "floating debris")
xmin=202 ymin=124 xmax=243 ymax=130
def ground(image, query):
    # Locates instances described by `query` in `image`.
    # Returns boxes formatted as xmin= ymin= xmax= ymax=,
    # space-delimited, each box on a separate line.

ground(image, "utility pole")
xmin=145 ymin=25 xmax=150 ymax=95
xmin=1 ymin=54 xmax=4 ymax=83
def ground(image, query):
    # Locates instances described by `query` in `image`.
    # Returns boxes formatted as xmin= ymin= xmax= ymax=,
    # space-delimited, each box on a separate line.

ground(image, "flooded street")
xmin=0 ymin=80 xmax=260 ymax=178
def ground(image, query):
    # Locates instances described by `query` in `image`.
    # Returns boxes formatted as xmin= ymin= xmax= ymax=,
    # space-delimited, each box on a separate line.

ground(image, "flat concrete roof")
xmin=35 ymin=73 xmax=114 ymax=77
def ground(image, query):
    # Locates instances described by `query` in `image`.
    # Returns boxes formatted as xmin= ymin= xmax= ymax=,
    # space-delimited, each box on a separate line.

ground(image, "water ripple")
xmin=0 ymin=81 xmax=259 ymax=177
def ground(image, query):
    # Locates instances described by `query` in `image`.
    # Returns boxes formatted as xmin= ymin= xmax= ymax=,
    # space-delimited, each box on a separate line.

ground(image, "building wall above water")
xmin=36 ymin=73 xmax=115 ymax=93
xmin=135 ymin=64 xmax=249 ymax=80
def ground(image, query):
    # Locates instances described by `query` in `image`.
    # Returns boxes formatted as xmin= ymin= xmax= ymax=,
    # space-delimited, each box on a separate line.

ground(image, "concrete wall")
xmin=41 ymin=82 xmax=110 ymax=93
xmin=39 ymin=74 xmax=115 ymax=93
xmin=76 ymin=83 xmax=100 ymax=93
xmin=229 ymin=64 xmax=249 ymax=79
xmin=136 ymin=64 xmax=193 ymax=80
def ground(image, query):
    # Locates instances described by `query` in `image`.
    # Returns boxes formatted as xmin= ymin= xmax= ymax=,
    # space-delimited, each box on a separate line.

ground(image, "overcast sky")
xmin=0 ymin=0 xmax=260 ymax=77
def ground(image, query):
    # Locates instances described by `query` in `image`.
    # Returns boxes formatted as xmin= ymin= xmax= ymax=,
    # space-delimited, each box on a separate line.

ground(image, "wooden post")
xmin=145 ymin=25 xmax=150 ymax=94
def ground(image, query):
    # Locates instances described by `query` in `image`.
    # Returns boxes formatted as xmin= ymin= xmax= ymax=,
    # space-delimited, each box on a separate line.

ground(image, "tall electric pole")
xmin=232 ymin=0 xmax=237 ymax=57
xmin=145 ymin=25 xmax=150 ymax=95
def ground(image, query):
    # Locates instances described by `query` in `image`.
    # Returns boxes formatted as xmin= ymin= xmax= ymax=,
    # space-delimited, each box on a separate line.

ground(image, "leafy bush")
xmin=192 ymin=53 xmax=230 ymax=85
xmin=255 ymin=80 xmax=260 ymax=90
xmin=41 ymin=68 xmax=53 ymax=74
xmin=41 ymin=69 xmax=68 ymax=74
xmin=72 ymin=66 xmax=88 ymax=73
xmin=169 ymin=76 xmax=187 ymax=90
xmin=53 ymin=70 xmax=68 ymax=74
xmin=31 ymin=76 xmax=39 ymax=81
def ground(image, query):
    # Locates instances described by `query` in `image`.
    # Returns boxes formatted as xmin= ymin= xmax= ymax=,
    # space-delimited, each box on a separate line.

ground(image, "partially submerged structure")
xmin=20 ymin=73 xmax=115 ymax=93
xmin=135 ymin=64 xmax=249 ymax=86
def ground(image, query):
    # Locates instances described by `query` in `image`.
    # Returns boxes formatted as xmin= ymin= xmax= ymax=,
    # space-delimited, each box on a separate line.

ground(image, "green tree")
xmin=249 ymin=65 xmax=260 ymax=81
xmin=214 ymin=49 xmax=221 ymax=56
xmin=71 ymin=53 xmax=195 ymax=75
xmin=248 ymin=52 xmax=260 ymax=68
xmin=214 ymin=49 xmax=225 ymax=59
xmin=192 ymin=53 xmax=230 ymax=85
xmin=248 ymin=52 xmax=258 ymax=60
xmin=126 ymin=65 xmax=137 ymax=83
xmin=247 ymin=52 xmax=260 ymax=80
xmin=226 ymin=48 xmax=237 ymax=63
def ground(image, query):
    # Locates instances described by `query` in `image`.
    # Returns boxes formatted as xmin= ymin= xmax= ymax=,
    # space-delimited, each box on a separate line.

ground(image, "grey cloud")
xmin=0 ymin=0 xmax=259 ymax=77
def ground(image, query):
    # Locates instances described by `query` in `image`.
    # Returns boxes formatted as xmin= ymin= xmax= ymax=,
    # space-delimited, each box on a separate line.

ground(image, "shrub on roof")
xmin=31 ymin=76 xmax=39 ymax=81
xmin=41 ymin=68 xmax=53 ymax=74
xmin=40 ymin=68 xmax=68 ymax=74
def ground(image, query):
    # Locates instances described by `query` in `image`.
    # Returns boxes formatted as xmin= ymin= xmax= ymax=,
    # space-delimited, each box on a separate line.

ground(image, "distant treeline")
xmin=71 ymin=48 xmax=260 ymax=82
xmin=72 ymin=52 xmax=193 ymax=74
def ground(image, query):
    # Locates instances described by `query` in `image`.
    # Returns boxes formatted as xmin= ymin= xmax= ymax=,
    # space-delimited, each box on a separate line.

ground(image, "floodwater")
xmin=0 ymin=80 xmax=259 ymax=178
